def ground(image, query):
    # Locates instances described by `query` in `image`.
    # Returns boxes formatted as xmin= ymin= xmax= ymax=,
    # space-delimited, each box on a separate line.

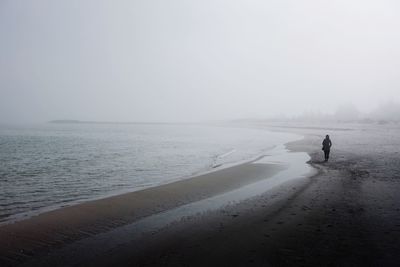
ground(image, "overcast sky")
xmin=1 ymin=0 xmax=400 ymax=123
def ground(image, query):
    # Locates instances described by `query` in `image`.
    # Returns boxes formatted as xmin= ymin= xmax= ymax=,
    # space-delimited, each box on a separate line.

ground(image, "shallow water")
xmin=0 ymin=123 xmax=300 ymax=223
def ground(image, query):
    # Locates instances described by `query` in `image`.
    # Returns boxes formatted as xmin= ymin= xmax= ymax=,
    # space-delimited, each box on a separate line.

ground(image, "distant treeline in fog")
xmin=234 ymin=102 xmax=400 ymax=125
xmin=289 ymin=102 xmax=400 ymax=124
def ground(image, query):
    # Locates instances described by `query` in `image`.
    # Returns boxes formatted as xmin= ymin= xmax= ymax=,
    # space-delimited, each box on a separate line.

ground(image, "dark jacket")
xmin=322 ymin=138 xmax=332 ymax=151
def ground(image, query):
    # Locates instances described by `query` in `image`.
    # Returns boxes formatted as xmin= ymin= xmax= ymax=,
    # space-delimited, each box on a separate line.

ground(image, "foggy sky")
xmin=1 ymin=0 xmax=400 ymax=123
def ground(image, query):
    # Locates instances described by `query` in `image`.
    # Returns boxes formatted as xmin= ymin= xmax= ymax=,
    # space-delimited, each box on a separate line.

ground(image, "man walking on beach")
xmin=322 ymin=135 xmax=332 ymax=162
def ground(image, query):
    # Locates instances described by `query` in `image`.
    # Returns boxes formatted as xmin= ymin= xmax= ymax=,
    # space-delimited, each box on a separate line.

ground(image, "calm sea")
xmin=0 ymin=123 xmax=299 ymax=224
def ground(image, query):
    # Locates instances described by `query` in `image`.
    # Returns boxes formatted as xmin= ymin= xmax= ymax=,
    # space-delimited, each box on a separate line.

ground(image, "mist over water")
xmin=1 ymin=0 xmax=400 ymax=124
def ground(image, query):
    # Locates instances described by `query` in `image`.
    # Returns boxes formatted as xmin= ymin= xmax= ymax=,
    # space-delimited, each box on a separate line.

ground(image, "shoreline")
xmin=86 ymin=125 xmax=400 ymax=267
xmin=0 ymin=142 xmax=283 ymax=227
xmin=0 ymin=124 xmax=301 ymax=226
xmin=0 ymin=142 xmax=313 ymax=266
xmin=0 ymin=149 xmax=272 ymax=227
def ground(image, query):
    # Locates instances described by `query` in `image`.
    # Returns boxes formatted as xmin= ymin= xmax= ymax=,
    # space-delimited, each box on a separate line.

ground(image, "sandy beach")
xmin=3 ymin=1 xmax=400 ymax=266
xmin=1 ymin=123 xmax=400 ymax=266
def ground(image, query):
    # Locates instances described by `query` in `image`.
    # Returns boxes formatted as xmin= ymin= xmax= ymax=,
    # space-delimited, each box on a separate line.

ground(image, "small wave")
xmin=212 ymin=164 xmax=223 ymax=169
xmin=217 ymin=149 xmax=236 ymax=159
xmin=211 ymin=149 xmax=236 ymax=168
xmin=135 ymin=168 xmax=155 ymax=172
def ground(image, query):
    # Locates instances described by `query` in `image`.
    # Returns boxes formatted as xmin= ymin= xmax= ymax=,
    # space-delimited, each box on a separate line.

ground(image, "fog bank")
xmin=1 ymin=0 xmax=400 ymax=123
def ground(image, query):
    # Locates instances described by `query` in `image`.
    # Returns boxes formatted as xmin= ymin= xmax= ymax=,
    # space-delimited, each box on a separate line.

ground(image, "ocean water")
xmin=0 ymin=123 xmax=300 ymax=224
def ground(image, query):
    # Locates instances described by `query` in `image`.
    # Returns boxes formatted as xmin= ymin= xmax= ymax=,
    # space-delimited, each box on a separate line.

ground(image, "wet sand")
xmin=2 ymin=123 xmax=400 ymax=266
xmin=0 ymin=156 xmax=287 ymax=266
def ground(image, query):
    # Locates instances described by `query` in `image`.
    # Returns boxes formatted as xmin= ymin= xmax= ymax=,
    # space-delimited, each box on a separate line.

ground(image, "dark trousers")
xmin=324 ymin=149 xmax=330 ymax=161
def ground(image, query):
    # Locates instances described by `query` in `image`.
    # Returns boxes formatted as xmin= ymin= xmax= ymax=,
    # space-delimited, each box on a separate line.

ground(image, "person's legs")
xmin=324 ymin=150 xmax=330 ymax=161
